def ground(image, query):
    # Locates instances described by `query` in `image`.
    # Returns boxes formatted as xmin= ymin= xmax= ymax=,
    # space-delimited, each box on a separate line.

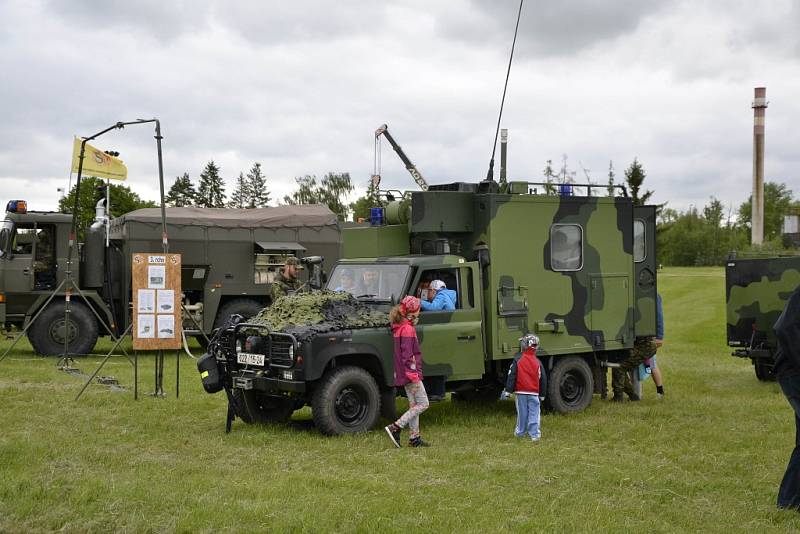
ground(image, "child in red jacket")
xmin=385 ymin=296 xmax=430 ymax=448
xmin=501 ymin=334 xmax=547 ymax=441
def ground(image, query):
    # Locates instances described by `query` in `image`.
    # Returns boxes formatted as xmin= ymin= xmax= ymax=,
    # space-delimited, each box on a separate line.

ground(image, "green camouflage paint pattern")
xmin=726 ymin=256 xmax=800 ymax=347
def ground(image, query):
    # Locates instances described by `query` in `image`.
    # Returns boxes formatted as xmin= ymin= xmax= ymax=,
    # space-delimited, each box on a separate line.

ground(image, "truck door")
xmin=4 ymin=223 xmax=36 ymax=318
xmin=633 ymin=205 xmax=657 ymax=337
xmin=413 ymin=262 xmax=485 ymax=381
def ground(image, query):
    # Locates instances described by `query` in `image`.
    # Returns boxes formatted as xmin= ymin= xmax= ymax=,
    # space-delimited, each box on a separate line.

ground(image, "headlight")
xmin=288 ymin=343 xmax=294 ymax=360
xmin=282 ymin=370 xmax=294 ymax=380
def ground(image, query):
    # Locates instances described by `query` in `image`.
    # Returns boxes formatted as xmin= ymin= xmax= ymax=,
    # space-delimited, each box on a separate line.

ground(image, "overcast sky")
xmin=1 ymin=0 xmax=798 ymax=217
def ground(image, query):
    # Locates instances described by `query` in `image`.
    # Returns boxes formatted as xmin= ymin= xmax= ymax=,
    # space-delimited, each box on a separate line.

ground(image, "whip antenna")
xmin=485 ymin=0 xmax=524 ymax=182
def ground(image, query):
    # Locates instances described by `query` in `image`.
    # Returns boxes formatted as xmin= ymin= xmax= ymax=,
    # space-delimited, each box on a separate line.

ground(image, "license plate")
xmin=237 ymin=352 xmax=265 ymax=366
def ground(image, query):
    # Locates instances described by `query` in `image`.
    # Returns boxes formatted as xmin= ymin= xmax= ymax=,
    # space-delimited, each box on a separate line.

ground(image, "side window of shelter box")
xmin=254 ymin=251 xmax=298 ymax=285
xmin=550 ymin=224 xmax=583 ymax=271
xmin=415 ymin=268 xmax=463 ymax=309
xmin=633 ymin=219 xmax=646 ymax=262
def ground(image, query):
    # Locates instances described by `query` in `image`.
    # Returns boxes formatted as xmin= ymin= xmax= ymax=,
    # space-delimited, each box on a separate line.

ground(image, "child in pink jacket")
xmin=385 ymin=296 xmax=430 ymax=448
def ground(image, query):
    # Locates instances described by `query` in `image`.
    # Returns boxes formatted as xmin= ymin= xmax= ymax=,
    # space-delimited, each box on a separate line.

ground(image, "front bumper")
xmin=231 ymin=374 xmax=306 ymax=393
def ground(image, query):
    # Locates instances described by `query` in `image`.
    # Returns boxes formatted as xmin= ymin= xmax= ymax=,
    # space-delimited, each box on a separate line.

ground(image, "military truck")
xmin=0 ymin=200 xmax=341 ymax=355
xmin=200 ymin=181 xmax=658 ymax=435
xmin=726 ymin=255 xmax=800 ymax=380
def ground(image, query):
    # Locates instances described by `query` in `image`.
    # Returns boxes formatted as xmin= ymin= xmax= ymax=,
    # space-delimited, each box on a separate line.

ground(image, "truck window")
xmin=0 ymin=220 xmax=12 ymax=258
xmin=12 ymin=224 xmax=36 ymax=256
xmin=327 ymin=263 xmax=410 ymax=301
xmin=633 ymin=219 xmax=646 ymax=262
xmin=415 ymin=268 xmax=460 ymax=310
xmin=551 ymin=224 xmax=583 ymax=271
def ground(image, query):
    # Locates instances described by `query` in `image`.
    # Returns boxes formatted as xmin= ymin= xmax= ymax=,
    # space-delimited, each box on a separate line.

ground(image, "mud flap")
xmin=197 ymin=352 xmax=223 ymax=393
xmin=380 ymin=387 xmax=397 ymax=421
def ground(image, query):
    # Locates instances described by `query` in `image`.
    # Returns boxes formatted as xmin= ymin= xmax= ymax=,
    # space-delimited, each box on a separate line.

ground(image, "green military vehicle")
xmin=726 ymin=255 xmax=800 ymax=380
xmin=0 ymin=200 xmax=341 ymax=355
xmin=199 ymin=181 xmax=658 ymax=435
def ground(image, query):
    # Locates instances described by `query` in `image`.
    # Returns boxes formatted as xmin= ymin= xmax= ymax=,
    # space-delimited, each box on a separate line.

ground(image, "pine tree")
xmin=624 ymin=157 xmax=653 ymax=206
xmin=228 ymin=172 xmax=250 ymax=209
xmin=164 ymin=172 xmax=197 ymax=207
xmin=247 ymin=162 xmax=270 ymax=208
xmin=197 ymin=160 xmax=226 ymax=208
xmin=606 ymin=160 xmax=616 ymax=196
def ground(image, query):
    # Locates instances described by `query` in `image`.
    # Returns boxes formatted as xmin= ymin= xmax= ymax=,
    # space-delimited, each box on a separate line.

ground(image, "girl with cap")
xmin=385 ymin=296 xmax=430 ymax=448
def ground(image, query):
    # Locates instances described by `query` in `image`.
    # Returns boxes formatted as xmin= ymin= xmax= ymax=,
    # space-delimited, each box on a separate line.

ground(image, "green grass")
xmin=2 ymin=266 xmax=800 ymax=532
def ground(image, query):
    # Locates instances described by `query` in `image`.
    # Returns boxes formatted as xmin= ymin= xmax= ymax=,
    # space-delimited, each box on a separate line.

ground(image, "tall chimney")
xmin=752 ymin=87 xmax=768 ymax=245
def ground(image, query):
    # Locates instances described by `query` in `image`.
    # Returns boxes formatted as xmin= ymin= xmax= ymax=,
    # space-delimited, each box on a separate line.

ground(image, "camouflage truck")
xmin=199 ymin=181 xmax=658 ymax=435
xmin=0 ymin=200 xmax=341 ymax=355
xmin=726 ymin=255 xmax=800 ymax=380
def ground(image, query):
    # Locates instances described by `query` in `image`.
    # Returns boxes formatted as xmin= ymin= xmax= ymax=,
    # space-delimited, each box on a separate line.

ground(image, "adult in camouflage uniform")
xmin=611 ymin=337 xmax=658 ymax=402
xmin=271 ymin=256 xmax=301 ymax=301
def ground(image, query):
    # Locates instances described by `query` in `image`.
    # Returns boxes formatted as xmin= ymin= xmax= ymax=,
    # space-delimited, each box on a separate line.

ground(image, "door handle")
xmin=457 ymin=335 xmax=476 ymax=341
xmin=23 ymin=268 xmax=31 ymax=275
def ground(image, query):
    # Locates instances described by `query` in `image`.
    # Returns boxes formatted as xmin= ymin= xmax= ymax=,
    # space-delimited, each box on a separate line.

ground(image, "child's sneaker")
xmin=408 ymin=436 xmax=430 ymax=447
xmin=531 ymin=436 xmax=541 ymax=442
xmin=656 ymin=392 xmax=664 ymax=400
xmin=385 ymin=424 xmax=401 ymax=448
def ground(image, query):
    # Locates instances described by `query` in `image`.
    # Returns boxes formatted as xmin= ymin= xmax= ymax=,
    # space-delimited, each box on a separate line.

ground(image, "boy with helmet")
xmin=385 ymin=296 xmax=431 ymax=448
xmin=501 ymin=333 xmax=548 ymax=441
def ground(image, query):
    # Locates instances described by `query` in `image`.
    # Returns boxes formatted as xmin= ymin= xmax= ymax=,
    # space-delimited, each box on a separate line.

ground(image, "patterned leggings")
xmin=395 ymin=381 xmax=430 ymax=439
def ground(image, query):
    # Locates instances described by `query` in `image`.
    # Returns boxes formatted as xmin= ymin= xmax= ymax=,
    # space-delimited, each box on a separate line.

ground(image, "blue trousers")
xmin=514 ymin=393 xmax=541 ymax=439
xmin=778 ymin=374 xmax=800 ymax=509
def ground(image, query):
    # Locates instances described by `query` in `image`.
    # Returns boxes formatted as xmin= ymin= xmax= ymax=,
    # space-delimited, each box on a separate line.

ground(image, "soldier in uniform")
xmin=271 ymin=256 xmax=301 ymax=301
xmin=611 ymin=336 xmax=658 ymax=402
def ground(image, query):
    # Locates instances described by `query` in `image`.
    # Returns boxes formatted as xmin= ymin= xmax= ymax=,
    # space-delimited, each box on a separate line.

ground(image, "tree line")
xmin=60 ymin=158 xmax=799 ymax=265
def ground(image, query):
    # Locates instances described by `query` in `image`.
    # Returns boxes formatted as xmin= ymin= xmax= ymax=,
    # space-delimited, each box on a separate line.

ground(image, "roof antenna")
xmin=485 ymin=0 xmax=524 ymax=183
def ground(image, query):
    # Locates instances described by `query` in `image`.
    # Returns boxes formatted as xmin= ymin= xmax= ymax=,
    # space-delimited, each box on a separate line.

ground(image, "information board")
xmin=132 ymin=253 xmax=182 ymax=350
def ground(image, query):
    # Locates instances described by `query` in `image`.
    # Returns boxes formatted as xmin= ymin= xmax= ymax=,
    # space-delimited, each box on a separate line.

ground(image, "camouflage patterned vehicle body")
xmin=726 ymin=255 xmax=800 ymax=380
xmin=202 ymin=181 xmax=658 ymax=435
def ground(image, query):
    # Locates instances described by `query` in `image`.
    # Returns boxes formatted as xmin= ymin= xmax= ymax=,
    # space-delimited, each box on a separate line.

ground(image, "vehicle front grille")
xmin=268 ymin=333 xmax=295 ymax=368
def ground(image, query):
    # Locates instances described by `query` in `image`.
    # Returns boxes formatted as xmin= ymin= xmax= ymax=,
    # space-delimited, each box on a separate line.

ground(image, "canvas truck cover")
xmin=110 ymin=204 xmax=338 ymax=230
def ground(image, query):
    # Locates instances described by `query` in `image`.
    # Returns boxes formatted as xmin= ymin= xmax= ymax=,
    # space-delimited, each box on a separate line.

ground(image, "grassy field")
xmin=1 ymin=266 xmax=799 ymax=532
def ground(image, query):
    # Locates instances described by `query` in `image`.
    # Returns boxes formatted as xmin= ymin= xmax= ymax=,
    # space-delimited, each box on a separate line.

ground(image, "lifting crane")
xmin=372 ymin=124 xmax=429 ymax=191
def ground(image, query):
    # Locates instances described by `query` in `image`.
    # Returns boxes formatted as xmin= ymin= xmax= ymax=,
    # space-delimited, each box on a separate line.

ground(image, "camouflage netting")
xmin=248 ymin=291 xmax=389 ymax=341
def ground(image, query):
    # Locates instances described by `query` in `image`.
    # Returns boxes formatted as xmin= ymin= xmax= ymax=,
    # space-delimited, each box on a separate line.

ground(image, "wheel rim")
xmin=49 ymin=317 xmax=77 ymax=345
xmin=334 ymin=385 xmax=368 ymax=426
xmin=560 ymin=370 xmax=587 ymax=407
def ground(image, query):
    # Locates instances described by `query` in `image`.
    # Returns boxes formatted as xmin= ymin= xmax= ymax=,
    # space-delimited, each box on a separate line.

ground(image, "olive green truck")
xmin=726 ymin=255 xmax=800 ymax=380
xmin=0 ymin=200 xmax=341 ymax=355
xmin=200 ymin=181 xmax=659 ymax=435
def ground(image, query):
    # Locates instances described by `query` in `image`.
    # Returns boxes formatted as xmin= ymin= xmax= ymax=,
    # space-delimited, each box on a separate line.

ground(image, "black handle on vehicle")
xmin=457 ymin=335 xmax=476 ymax=341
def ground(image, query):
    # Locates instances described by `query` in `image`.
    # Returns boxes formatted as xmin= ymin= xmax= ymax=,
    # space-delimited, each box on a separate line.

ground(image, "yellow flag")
xmin=71 ymin=138 xmax=127 ymax=181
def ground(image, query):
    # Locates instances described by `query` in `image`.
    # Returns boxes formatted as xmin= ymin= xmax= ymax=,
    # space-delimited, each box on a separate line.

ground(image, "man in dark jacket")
xmin=774 ymin=286 xmax=800 ymax=510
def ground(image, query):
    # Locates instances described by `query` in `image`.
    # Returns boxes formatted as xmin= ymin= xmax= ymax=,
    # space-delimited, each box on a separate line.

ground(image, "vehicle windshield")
xmin=326 ymin=263 xmax=410 ymax=302
xmin=0 ymin=219 xmax=13 ymax=259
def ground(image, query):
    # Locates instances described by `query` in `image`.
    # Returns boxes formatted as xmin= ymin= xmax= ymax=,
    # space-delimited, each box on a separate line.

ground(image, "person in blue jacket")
xmin=420 ymin=280 xmax=456 ymax=311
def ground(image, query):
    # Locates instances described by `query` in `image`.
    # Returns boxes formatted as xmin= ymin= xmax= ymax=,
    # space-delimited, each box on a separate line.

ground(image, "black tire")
xmin=312 ymin=366 xmax=381 ymax=436
xmin=754 ymin=360 xmax=776 ymax=382
xmin=546 ymin=356 xmax=593 ymax=414
xmin=28 ymin=300 xmax=99 ymax=356
xmin=213 ymin=298 xmax=265 ymax=329
xmin=233 ymin=389 xmax=294 ymax=424
xmin=380 ymin=387 xmax=397 ymax=421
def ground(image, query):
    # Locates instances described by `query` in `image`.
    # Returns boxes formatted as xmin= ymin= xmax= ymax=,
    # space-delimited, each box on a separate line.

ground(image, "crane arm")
xmin=375 ymin=124 xmax=429 ymax=191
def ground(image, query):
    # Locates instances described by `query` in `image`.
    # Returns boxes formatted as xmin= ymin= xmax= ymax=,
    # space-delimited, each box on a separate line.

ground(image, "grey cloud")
xmin=436 ymin=0 xmax=667 ymax=57
xmin=44 ymin=0 xmax=388 ymax=45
